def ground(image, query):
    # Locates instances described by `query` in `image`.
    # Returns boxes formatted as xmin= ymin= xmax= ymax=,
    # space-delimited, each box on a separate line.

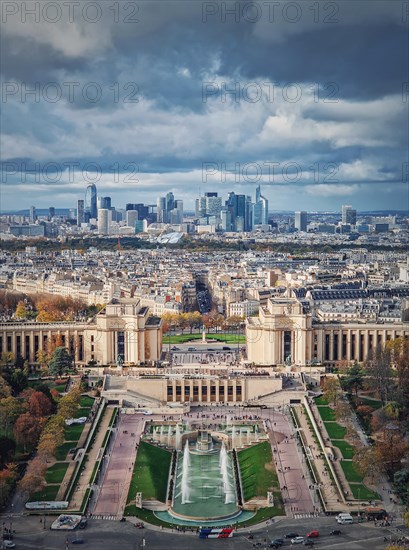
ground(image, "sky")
xmin=1 ymin=0 xmax=408 ymax=212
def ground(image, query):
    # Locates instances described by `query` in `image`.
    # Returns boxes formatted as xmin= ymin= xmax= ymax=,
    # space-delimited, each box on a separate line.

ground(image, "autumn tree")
xmin=19 ymin=457 xmax=47 ymax=496
xmin=48 ymin=346 xmax=72 ymax=377
xmin=28 ymin=391 xmax=52 ymax=417
xmin=0 ymin=464 xmax=18 ymax=508
xmin=322 ymin=377 xmax=342 ymax=407
xmin=335 ymin=400 xmax=352 ymax=424
xmin=57 ymin=388 xmax=81 ymax=419
xmin=14 ymin=413 xmax=46 ymax=451
xmin=15 ymin=300 xmax=29 ymax=319
xmin=0 ymin=376 xmax=12 ymax=399
xmin=375 ymin=424 xmax=408 ymax=476
xmin=352 ymin=444 xmax=381 ymax=482
xmin=0 ymin=396 xmax=22 ymax=435
xmin=365 ymin=345 xmax=394 ymax=406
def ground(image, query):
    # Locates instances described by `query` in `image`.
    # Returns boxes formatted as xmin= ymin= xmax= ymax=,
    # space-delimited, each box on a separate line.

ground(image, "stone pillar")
xmin=198 ymin=380 xmax=202 ymax=403
xmin=172 ymin=380 xmax=177 ymax=402
xmin=329 ymin=330 xmax=334 ymax=361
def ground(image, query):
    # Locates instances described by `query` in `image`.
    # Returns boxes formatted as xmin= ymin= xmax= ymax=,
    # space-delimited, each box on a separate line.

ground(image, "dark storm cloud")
xmin=0 ymin=0 xmax=408 ymax=210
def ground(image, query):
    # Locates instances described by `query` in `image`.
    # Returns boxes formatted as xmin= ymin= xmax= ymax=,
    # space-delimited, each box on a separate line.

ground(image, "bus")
xmin=198 ymin=528 xmax=234 ymax=539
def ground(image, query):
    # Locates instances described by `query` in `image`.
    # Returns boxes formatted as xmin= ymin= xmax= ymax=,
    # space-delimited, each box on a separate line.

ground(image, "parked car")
xmin=2 ymin=542 xmax=16 ymax=549
xmin=78 ymin=519 xmax=87 ymax=529
xmin=285 ymin=533 xmax=299 ymax=539
xmin=291 ymin=537 xmax=305 ymax=545
xmin=71 ymin=539 xmax=84 ymax=545
xmin=270 ymin=539 xmax=284 ymax=546
xmin=306 ymin=530 xmax=319 ymax=538
xmin=330 ymin=530 xmax=341 ymax=536
xmin=303 ymin=541 xmax=314 ymax=547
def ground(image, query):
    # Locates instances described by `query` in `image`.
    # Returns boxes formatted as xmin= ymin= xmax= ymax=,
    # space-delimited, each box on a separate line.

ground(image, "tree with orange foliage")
xmin=28 ymin=391 xmax=52 ymax=417
xmin=19 ymin=457 xmax=47 ymax=496
xmin=14 ymin=413 xmax=46 ymax=451
xmin=0 ymin=463 xmax=18 ymax=507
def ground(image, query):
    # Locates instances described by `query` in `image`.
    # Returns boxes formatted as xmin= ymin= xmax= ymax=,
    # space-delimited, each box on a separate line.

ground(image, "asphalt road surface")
xmin=4 ymin=514 xmax=405 ymax=550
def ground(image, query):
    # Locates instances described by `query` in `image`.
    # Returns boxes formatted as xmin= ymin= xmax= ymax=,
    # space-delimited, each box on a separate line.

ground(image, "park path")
xmin=264 ymin=411 xmax=315 ymax=517
xmin=93 ymin=414 xmax=145 ymax=517
xmin=65 ymin=406 xmax=114 ymax=510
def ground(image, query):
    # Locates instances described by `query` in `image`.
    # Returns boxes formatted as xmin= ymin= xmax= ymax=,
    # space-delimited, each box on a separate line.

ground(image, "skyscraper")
xmin=342 ymin=205 xmax=357 ymax=226
xmin=85 ymin=184 xmax=97 ymax=219
xmin=295 ymin=211 xmax=308 ymax=232
xmin=157 ymin=196 xmax=167 ymax=223
xmin=126 ymin=210 xmax=138 ymax=228
xmin=97 ymin=208 xmax=111 ymax=234
xmin=29 ymin=205 xmax=36 ymax=222
xmin=98 ymin=196 xmax=111 ymax=210
xmin=253 ymin=185 xmax=269 ymax=226
xmin=77 ymin=199 xmax=84 ymax=226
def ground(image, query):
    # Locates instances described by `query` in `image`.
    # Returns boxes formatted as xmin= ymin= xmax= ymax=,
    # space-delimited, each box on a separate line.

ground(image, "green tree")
xmin=342 ymin=363 xmax=364 ymax=396
xmin=15 ymin=300 xmax=29 ymax=319
xmin=48 ymin=347 xmax=72 ymax=377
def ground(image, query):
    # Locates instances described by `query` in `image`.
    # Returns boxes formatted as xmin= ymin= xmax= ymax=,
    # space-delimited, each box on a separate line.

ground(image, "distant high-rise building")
xmin=126 ymin=203 xmax=149 ymax=219
xmin=157 ymin=196 xmax=167 ymax=223
xmin=98 ymin=196 xmax=111 ymax=210
xmin=49 ymin=207 xmax=55 ymax=219
xmin=295 ymin=211 xmax=307 ymax=232
xmin=342 ymin=205 xmax=356 ymax=226
xmin=221 ymin=209 xmax=232 ymax=232
xmin=171 ymin=200 xmax=184 ymax=224
xmin=126 ymin=210 xmax=138 ymax=228
xmin=135 ymin=219 xmax=148 ymax=233
xmin=77 ymin=200 xmax=85 ymax=226
xmin=29 ymin=205 xmax=36 ymax=222
xmin=85 ymin=184 xmax=97 ymax=219
xmin=195 ymin=192 xmax=222 ymax=219
xmin=97 ymin=208 xmax=111 ymax=234
xmin=195 ymin=196 xmax=206 ymax=218
xmin=252 ymin=185 xmax=268 ymax=226
xmin=225 ymin=193 xmax=251 ymax=231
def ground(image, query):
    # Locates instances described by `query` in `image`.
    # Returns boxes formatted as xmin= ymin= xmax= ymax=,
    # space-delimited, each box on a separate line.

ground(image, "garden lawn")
xmin=64 ymin=423 xmax=85 ymax=442
xmin=315 ymin=396 xmax=329 ymax=406
xmin=349 ymin=483 xmax=379 ymax=501
xmin=238 ymin=441 xmax=278 ymax=501
xmin=332 ymin=440 xmax=355 ymax=460
xmin=324 ymin=422 xmax=347 ymax=439
xmin=45 ymin=462 xmax=70 ymax=484
xmin=73 ymin=407 xmax=91 ymax=418
xmin=163 ymin=333 xmax=245 ymax=344
xmin=127 ymin=441 xmax=171 ymax=503
xmin=31 ymin=484 xmax=60 ymax=501
xmin=340 ymin=460 xmax=363 ymax=483
xmin=79 ymin=396 xmax=94 ymax=408
xmin=317 ymin=406 xmax=336 ymax=421
xmin=356 ymin=397 xmax=382 ymax=410
xmin=55 ymin=441 xmax=75 ymax=461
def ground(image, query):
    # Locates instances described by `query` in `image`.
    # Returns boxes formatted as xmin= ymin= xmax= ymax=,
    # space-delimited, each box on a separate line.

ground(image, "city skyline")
xmin=1 ymin=1 xmax=408 ymax=212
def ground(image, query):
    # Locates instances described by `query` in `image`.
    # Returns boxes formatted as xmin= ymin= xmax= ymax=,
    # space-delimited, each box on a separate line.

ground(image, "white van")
xmin=336 ymin=513 xmax=353 ymax=524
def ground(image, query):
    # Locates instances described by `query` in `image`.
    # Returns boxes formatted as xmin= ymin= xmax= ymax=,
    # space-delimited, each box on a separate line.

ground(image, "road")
xmin=3 ymin=514 xmax=405 ymax=549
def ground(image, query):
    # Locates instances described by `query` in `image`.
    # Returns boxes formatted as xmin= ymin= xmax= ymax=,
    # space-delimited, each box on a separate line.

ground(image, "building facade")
xmin=0 ymin=299 xmax=162 ymax=366
xmin=246 ymin=296 xmax=409 ymax=367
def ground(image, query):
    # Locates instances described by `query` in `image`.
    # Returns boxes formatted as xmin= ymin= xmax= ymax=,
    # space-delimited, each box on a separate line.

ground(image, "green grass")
xmin=349 ymin=483 xmax=379 ymax=501
xmin=54 ymin=384 xmax=66 ymax=393
xmin=340 ymin=461 xmax=363 ymax=483
xmin=31 ymin=484 xmax=60 ymax=501
xmin=163 ymin=333 xmax=246 ymax=344
xmin=73 ymin=408 xmax=90 ymax=418
xmin=315 ymin=396 xmax=329 ymax=406
xmin=127 ymin=441 xmax=171 ymax=503
xmin=238 ymin=441 xmax=278 ymax=501
xmin=317 ymin=406 xmax=336 ymax=421
xmin=64 ymin=423 xmax=85 ymax=442
xmin=332 ymin=440 xmax=355 ymax=460
xmin=55 ymin=441 xmax=75 ymax=461
xmin=324 ymin=422 xmax=347 ymax=439
xmin=45 ymin=462 xmax=70 ymax=484
xmin=79 ymin=396 xmax=94 ymax=407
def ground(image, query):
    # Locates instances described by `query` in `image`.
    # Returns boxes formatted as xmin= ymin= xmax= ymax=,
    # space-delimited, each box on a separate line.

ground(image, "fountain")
xmin=181 ymin=440 xmax=191 ymax=504
xmin=219 ymin=443 xmax=235 ymax=504
xmin=167 ymin=425 xmax=173 ymax=448
xmin=175 ymin=424 xmax=182 ymax=450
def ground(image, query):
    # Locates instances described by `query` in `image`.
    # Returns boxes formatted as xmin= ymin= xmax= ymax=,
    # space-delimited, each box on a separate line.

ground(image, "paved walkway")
xmin=264 ymin=412 xmax=315 ymax=517
xmin=93 ymin=414 xmax=145 ymax=517
xmin=295 ymin=404 xmax=344 ymax=511
xmin=67 ymin=406 xmax=114 ymax=510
